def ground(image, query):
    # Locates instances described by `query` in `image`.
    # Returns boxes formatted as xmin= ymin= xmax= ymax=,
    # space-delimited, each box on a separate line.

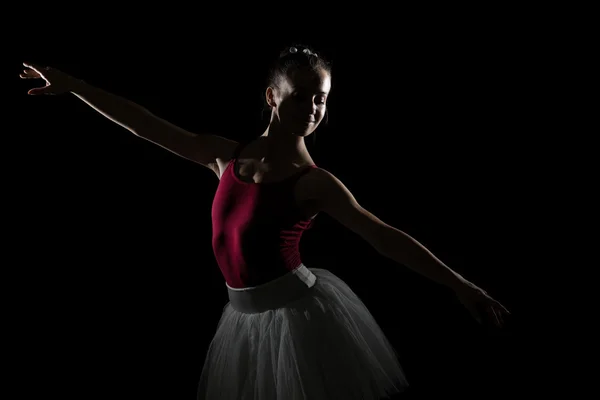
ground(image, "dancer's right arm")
xmin=70 ymin=81 xmax=238 ymax=175
xmin=20 ymin=63 xmax=238 ymax=177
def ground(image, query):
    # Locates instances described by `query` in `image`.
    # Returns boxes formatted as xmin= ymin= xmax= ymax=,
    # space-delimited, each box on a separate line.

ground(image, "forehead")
xmin=284 ymin=68 xmax=331 ymax=94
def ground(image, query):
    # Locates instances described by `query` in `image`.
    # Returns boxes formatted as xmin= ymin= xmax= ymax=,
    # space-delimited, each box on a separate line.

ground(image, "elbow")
xmin=131 ymin=109 xmax=160 ymax=138
xmin=371 ymin=224 xmax=395 ymax=255
xmin=373 ymin=225 xmax=413 ymax=260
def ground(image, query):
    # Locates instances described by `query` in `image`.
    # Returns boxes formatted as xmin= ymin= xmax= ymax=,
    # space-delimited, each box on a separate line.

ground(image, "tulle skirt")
xmin=197 ymin=264 xmax=408 ymax=400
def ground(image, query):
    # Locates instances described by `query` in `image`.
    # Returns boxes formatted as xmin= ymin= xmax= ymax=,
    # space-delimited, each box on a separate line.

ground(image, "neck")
xmin=260 ymin=121 xmax=310 ymax=162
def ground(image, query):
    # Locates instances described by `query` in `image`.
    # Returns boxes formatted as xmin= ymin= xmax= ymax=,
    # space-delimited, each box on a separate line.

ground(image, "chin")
xmin=298 ymin=124 xmax=318 ymax=136
xmin=293 ymin=130 xmax=315 ymax=137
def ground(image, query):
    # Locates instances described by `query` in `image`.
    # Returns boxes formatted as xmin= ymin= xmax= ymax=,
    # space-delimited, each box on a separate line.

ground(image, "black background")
xmin=8 ymin=6 xmax=574 ymax=399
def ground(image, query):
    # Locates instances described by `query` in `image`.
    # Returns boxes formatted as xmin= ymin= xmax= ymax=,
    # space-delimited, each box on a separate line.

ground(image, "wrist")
xmin=447 ymin=274 xmax=470 ymax=292
xmin=68 ymin=76 xmax=88 ymax=94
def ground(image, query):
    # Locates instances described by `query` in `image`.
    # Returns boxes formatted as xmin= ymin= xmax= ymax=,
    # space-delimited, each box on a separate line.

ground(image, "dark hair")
xmin=263 ymin=44 xmax=331 ymax=146
xmin=266 ymin=44 xmax=332 ymax=89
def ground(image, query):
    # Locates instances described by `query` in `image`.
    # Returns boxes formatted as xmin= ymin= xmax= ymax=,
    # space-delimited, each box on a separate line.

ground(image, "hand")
xmin=454 ymin=281 xmax=510 ymax=327
xmin=20 ymin=62 xmax=81 ymax=95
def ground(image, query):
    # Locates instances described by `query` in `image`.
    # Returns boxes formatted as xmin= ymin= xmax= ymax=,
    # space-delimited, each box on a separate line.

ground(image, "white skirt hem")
xmin=198 ymin=266 xmax=409 ymax=400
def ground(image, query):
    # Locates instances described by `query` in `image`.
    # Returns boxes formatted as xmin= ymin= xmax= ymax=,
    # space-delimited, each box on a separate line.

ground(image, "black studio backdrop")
xmin=9 ymin=14 xmax=550 ymax=399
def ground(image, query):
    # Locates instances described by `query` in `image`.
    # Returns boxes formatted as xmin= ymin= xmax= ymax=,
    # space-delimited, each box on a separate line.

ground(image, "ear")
xmin=265 ymin=87 xmax=276 ymax=108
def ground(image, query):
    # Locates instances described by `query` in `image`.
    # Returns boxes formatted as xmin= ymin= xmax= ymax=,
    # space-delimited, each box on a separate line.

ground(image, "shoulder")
xmin=299 ymin=167 xmax=359 ymax=210
xmin=214 ymin=140 xmax=245 ymax=179
xmin=297 ymin=166 xmax=389 ymax=247
xmin=305 ymin=166 xmax=342 ymax=187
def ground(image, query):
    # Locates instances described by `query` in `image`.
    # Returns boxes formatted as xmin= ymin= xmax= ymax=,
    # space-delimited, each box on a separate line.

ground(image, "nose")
xmin=301 ymin=98 xmax=318 ymax=115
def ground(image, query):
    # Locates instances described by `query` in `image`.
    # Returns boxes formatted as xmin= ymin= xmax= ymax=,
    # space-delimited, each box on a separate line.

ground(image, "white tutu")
xmin=197 ymin=264 xmax=408 ymax=400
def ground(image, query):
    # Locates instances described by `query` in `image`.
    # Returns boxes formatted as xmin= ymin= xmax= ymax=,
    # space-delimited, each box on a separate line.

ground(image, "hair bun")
xmin=285 ymin=46 xmax=317 ymax=57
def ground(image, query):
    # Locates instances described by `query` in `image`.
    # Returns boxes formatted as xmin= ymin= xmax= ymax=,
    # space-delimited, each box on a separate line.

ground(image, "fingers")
xmin=20 ymin=68 xmax=42 ymax=79
xmin=490 ymin=307 xmax=502 ymax=327
xmin=496 ymin=301 xmax=510 ymax=315
xmin=485 ymin=293 xmax=510 ymax=315
xmin=475 ymin=297 xmax=509 ymax=327
xmin=459 ymin=289 xmax=510 ymax=327
xmin=488 ymin=301 xmax=511 ymax=328
xmin=23 ymin=62 xmax=47 ymax=73
xmin=22 ymin=62 xmax=53 ymax=81
xmin=27 ymin=85 xmax=53 ymax=95
xmin=21 ymin=62 xmax=54 ymax=94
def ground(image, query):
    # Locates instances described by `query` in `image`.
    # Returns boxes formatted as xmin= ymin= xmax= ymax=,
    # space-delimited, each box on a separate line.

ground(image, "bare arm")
xmin=68 ymin=79 xmax=150 ymax=134
xmin=21 ymin=63 xmax=238 ymax=175
xmin=69 ymin=81 xmax=238 ymax=172
xmin=308 ymin=167 xmax=509 ymax=325
xmin=375 ymin=226 xmax=467 ymax=290
xmin=308 ymin=168 xmax=466 ymax=289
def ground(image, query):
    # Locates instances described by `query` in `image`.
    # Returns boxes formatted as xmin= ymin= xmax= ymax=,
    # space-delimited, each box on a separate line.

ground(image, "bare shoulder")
xmin=302 ymin=168 xmax=389 ymax=249
xmin=297 ymin=166 xmax=389 ymax=246
xmin=297 ymin=166 xmax=359 ymax=209
xmin=205 ymin=135 xmax=240 ymax=179
xmin=135 ymin=113 xmax=239 ymax=178
xmin=303 ymin=166 xmax=339 ymax=188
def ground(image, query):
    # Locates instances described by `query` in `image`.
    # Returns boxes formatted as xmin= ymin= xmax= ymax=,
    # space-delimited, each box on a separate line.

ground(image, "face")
xmin=267 ymin=67 xmax=331 ymax=136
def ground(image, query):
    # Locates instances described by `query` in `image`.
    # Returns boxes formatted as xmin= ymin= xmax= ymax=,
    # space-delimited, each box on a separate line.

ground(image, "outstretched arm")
xmin=20 ymin=63 xmax=238 ymax=176
xmin=22 ymin=63 xmax=156 ymax=134
xmin=309 ymin=168 xmax=510 ymax=326
xmin=372 ymin=224 xmax=468 ymax=289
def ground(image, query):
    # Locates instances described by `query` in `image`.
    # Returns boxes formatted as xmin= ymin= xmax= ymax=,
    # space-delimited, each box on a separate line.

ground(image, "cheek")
xmin=317 ymin=106 xmax=326 ymax=120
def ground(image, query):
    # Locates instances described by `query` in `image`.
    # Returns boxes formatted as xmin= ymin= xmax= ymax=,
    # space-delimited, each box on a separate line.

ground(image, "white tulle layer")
xmin=198 ymin=266 xmax=408 ymax=400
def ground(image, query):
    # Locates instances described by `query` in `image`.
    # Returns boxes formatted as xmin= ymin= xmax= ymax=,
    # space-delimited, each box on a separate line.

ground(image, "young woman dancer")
xmin=21 ymin=44 xmax=509 ymax=399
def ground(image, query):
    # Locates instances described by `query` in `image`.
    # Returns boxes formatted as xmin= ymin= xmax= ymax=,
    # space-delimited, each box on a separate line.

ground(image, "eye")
xmin=291 ymin=92 xmax=326 ymax=105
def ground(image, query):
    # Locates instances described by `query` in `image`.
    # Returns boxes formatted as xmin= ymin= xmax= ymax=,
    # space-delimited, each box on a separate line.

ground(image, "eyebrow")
xmin=291 ymin=87 xmax=329 ymax=95
xmin=295 ymin=89 xmax=328 ymax=95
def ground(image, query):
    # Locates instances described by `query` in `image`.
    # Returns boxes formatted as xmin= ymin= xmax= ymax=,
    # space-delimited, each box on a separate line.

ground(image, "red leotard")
xmin=211 ymin=142 xmax=318 ymax=289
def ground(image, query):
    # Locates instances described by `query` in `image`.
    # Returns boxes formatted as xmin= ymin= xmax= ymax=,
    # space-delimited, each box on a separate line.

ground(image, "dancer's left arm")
xmin=309 ymin=168 xmax=510 ymax=326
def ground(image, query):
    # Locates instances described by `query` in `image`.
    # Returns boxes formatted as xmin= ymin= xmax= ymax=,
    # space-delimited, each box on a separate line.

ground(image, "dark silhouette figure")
xmin=21 ymin=44 xmax=509 ymax=399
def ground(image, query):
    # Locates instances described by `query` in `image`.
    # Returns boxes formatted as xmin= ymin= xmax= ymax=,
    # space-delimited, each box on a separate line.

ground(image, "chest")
xmin=236 ymin=159 xmax=295 ymax=184
xmin=224 ymin=158 xmax=319 ymax=221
